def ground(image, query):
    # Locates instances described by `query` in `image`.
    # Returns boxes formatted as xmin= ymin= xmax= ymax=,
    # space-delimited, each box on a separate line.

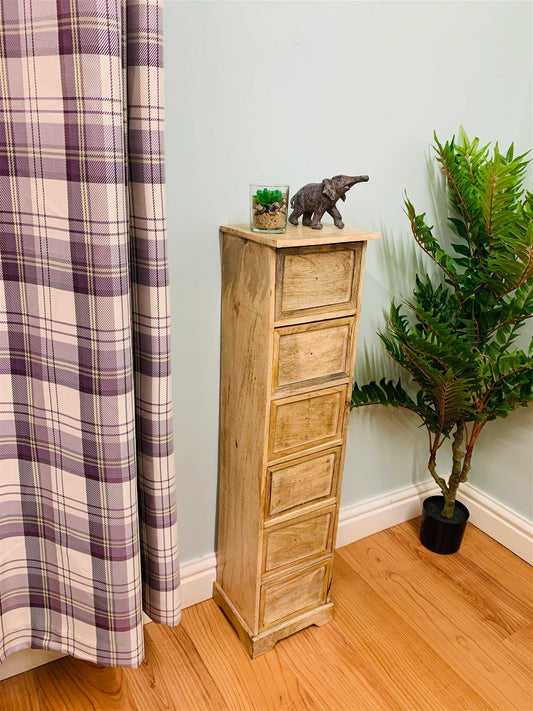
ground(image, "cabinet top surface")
xmin=220 ymin=224 xmax=381 ymax=248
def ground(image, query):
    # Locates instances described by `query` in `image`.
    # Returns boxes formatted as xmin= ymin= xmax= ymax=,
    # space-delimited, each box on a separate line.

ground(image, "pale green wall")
xmin=164 ymin=1 xmax=533 ymax=562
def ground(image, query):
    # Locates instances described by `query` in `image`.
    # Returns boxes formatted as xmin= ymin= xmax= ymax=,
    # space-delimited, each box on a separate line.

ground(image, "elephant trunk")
xmin=345 ymin=175 xmax=369 ymax=187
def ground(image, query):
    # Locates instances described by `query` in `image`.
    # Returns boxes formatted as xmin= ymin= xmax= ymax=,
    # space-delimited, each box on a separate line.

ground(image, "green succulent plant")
xmin=351 ymin=130 xmax=533 ymax=518
xmin=253 ymin=188 xmax=283 ymax=206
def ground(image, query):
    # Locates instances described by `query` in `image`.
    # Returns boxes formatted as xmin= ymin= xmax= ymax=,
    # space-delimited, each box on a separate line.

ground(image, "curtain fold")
xmin=0 ymin=0 xmax=180 ymax=667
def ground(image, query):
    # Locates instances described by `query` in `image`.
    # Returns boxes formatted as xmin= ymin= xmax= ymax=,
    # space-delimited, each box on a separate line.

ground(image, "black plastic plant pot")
xmin=419 ymin=495 xmax=470 ymax=554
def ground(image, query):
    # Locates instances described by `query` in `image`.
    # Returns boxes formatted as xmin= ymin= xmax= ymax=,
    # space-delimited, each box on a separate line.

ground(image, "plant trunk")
xmin=441 ymin=483 xmax=460 ymax=518
xmin=440 ymin=423 xmax=465 ymax=518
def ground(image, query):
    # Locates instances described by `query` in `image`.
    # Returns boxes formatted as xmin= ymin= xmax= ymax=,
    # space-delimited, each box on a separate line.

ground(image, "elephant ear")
xmin=322 ymin=179 xmax=337 ymax=201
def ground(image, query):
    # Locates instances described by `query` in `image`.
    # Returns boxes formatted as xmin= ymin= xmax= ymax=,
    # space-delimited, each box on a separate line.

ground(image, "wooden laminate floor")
xmin=1 ymin=519 xmax=532 ymax=711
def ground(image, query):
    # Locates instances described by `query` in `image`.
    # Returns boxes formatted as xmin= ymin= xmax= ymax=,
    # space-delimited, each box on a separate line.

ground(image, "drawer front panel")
xmin=273 ymin=319 xmax=352 ymax=392
xmin=260 ymin=561 xmax=330 ymax=631
xmin=263 ymin=508 xmax=335 ymax=574
xmin=276 ymin=245 xmax=361 ymax=320
xmin=267 ymin=448 xmax=340 ymax=518
xmin=268 ymin=386 xmax=346 ymax=460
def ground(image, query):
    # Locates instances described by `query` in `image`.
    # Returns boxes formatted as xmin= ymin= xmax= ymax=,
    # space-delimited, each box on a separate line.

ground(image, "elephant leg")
xmin=327 ymin=205 xmax=344 ymax=229
xmin=302 ymin=211 xmax=313 ymax=226
xmin=288 ymin=206 xmax=303 ymax=226
xmin=311 ymin=209 xmax=325 ymax=229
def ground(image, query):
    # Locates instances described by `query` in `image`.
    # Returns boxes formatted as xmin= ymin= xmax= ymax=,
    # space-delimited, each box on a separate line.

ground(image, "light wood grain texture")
xmin=268 ymin=385 xmax=346 ymax=461
xmin=3 ymin=522 xmax=531 ymax=711
xmin=214 ymin=579 xmax=334 ymax=658
xmin=337 ymin=521 xmax=533 ymax=710
xmin=275 ymin=244 xmax=363 ymax=322
xmin=266 ymin=447 xmax=340 ymax=518
xmin=185 ymin=589 xmax=326 ymax=710
xmin=273 ymin=318 xmax=353 ymax=394
xmin=259 ymin=560 xmax=331 ymax=631
xmin=216 ymin=226 xmax=374 ymax=655
xmin=503 ymin=624 xmax=533 ymax=674
xmin=262 ymin=506 xmax=335 ymax=574
xmin=318 ymin=556 xmax=493 ymax=710
xmin=217 ymin=233 xmax=276 ymax=631
xmin=222 ymin=223 xmax=381 ymax=248
xmin=280 ymin=248 xmax=355 ymax=313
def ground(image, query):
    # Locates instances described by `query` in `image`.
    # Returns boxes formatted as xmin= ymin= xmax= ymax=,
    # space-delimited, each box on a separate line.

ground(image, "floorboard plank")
xmin=0 ymin=668 xmax=41 ymax=711
xmin=391 ymin=521 xmax=533 ymax=632
xmin=32 ymin=659 xmax=126 ymax=711
xmin=181 ymin=600 xmax=319 ymax=711
xmin=503 ymin=624 xmax=533 ymax=678
xmin=1 ymin=520 xmax=531 ymax=711
xmin=276 ymin=618 xmax=402 ymax=710
xmin=339 ymin=524 xmax=532 ymax=709
xmin=333 ymin=551 xmax=492 ymax=711
xmin=126 ymin=620 xmax=229 ymax=711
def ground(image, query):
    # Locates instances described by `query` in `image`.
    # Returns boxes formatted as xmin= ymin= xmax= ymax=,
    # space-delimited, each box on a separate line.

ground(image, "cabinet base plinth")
xmin=212 ymin=581 xmax=334 ymax=658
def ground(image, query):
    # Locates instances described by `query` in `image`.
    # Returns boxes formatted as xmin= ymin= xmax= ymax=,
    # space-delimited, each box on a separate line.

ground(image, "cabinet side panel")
xmin=217 ymin=233 xmax=274 ymax=633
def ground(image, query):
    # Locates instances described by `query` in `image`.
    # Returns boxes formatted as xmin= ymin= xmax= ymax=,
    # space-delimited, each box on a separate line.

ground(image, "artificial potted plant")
xmin=351 ymin=130 xmax=533 ymax=553
xmin=250 ymin=185 xmax=289 ymax=233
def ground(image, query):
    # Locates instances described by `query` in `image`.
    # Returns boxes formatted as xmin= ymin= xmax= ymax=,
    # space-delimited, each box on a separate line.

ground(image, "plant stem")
xmin=441 ymin=423 xmax=465 ymax=518
xmin=427 ymin=430 xmax=448 ymax=497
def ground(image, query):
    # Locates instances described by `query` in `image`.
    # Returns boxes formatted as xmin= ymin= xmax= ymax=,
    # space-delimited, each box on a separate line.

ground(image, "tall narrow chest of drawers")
xmin=214 ymin=224 xmax=380 ymax=657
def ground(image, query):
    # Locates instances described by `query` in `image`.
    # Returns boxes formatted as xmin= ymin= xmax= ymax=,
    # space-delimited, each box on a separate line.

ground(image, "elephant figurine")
xmin=288 ymin=174 xmax=369 ymax=229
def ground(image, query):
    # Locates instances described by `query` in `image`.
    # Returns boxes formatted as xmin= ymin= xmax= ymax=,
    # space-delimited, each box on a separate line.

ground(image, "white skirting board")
xmin=335 ymin=479 xmax=435 ymax=548
xmin=179 ymin=552 xmax=218 ymax=609
xmin=1 ymin=481 xmax=531 ymax=680
xmin=458 ymin=483 xmax=533 ymax=565
xmin=336 ymin=481 xmax=533 ymax=565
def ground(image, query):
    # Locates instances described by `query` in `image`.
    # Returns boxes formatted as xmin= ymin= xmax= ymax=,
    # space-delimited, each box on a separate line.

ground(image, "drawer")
xmin=275 ymin=244 xmax=362 ymax=321
xmin=273 ymin=318 xmax=353 ymax=394
xmin=259 ymin=560 xmax=330 ymax=631
xmin=262 ymin=507 xmax=336 ymax=574
xmin=268 ymin=385 xmax=346 ymax=461
xmin=266 ymin=448 xmax=341 ymax=518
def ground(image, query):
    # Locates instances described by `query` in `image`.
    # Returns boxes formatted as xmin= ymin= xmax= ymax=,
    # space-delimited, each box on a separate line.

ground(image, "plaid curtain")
xmin=0 ymin=0 xmax=180 ymax=667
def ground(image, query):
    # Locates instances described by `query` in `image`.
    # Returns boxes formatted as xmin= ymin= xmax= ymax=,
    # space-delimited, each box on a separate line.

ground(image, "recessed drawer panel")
xmin=263 ymin=507 xmax=335 ymax=574
xmin=260 ymin=560 xmax=330 ymax=631
xmin=268 ymin=386 xmax=346 ymax=461
xmin=275 ymin=245 xmax=361 ymax=321
xmin=267 ymin=448 xmax=341 ymax=518
xmin=273 ymin=319 xmax=353 ymax=393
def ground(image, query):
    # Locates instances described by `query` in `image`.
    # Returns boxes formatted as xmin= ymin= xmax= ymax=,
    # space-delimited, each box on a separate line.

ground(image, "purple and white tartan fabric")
xmin=0 ymin=0 xmax=180 ymax=667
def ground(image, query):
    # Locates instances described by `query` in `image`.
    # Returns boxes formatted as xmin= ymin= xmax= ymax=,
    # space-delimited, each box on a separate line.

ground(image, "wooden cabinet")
xmin=214 ymin=224 xmax=380 ymax=657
